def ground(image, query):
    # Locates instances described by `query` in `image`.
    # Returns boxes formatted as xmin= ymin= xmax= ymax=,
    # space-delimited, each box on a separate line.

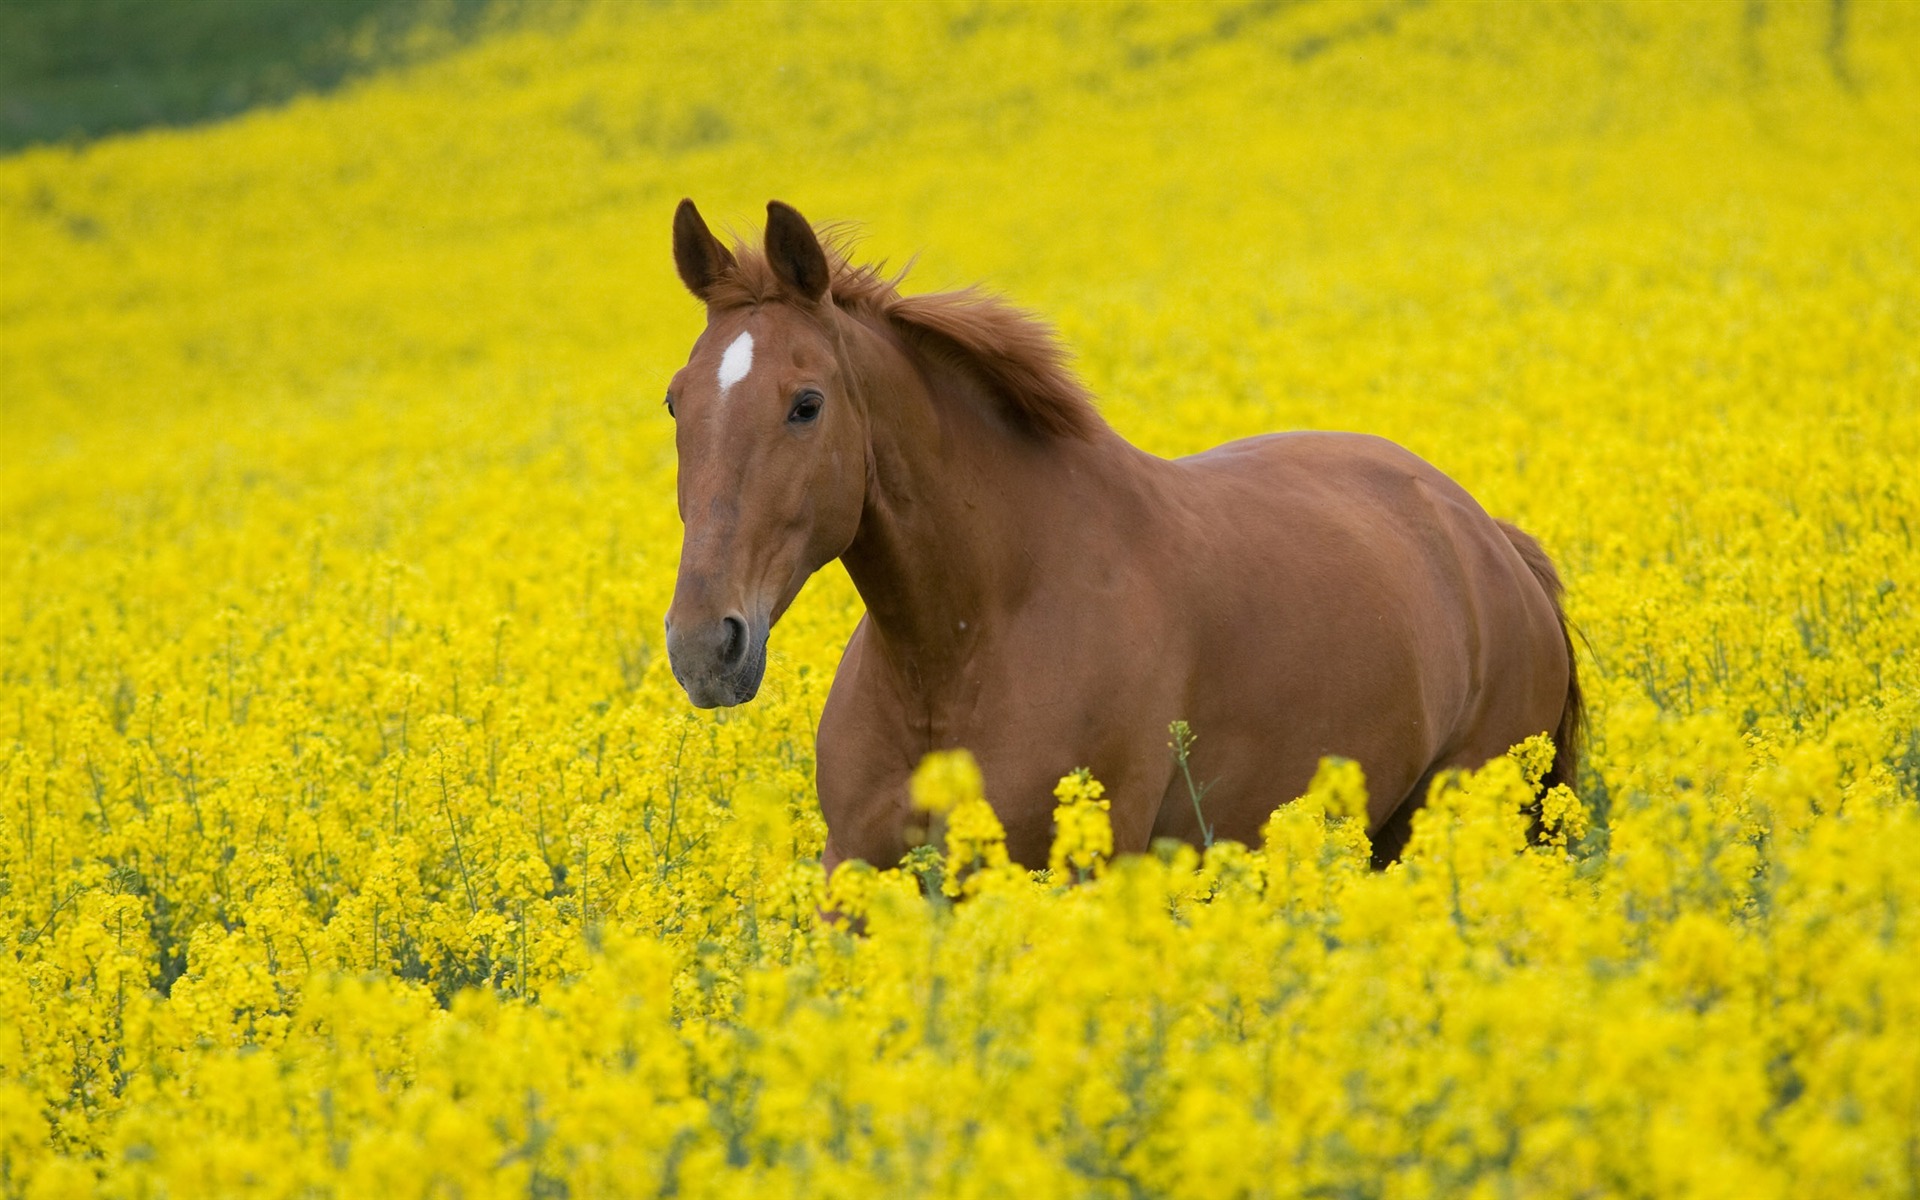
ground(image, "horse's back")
xmin=1156 ymin=431 xmax=1567 ymax=835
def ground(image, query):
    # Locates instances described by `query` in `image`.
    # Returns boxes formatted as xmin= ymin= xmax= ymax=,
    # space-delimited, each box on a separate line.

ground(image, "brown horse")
xmin=663 ymin=200 xmax=1581 ymax=871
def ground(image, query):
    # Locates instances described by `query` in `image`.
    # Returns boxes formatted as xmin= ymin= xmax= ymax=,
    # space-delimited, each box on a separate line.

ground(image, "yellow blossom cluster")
xmin=4 ymin=0 xmax=1919 ymax=1194
xmin=1048 ymin=768 xmax=1112 ymax=880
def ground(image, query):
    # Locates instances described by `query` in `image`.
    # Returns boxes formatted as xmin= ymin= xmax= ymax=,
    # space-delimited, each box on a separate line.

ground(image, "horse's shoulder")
xmin=820 ymin=617 xmax=885 ymax=722
xmin=816 ymin=619 xmax=914 ymax=808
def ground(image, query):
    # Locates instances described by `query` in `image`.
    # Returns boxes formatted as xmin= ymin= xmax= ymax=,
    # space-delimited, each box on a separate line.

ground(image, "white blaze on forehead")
xmin=716 ymin=331 xmax=755 ymax=396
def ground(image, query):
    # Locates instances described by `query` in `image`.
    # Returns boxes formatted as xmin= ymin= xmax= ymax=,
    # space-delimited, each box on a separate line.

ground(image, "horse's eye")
xmin=664 ymin=392 xmax=676 ymax=419
xmin=788 ymin=389 xmax=823 ymax=425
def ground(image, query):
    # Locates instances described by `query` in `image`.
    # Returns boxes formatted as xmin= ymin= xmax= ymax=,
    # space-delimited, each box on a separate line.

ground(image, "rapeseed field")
xmin=4 ymin=1 xmax=1919 ymax=1195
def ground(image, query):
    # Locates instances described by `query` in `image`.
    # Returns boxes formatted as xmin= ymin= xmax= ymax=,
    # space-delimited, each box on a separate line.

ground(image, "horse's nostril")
xmin=720 ymin=616 xmax=747 ymax=667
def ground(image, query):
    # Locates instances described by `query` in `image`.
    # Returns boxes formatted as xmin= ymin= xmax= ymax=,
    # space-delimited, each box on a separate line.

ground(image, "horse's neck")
xmin=837 ymin=316 xmax=1113 ymax=687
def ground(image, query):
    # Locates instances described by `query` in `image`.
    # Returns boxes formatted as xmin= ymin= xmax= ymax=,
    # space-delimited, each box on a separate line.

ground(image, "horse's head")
xmin=663 ymin=200 xmax=869 ymax=708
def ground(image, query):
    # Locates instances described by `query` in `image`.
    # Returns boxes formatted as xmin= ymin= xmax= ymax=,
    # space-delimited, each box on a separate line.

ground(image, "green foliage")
xmin=0 ymin=0 xmax=498 ymax=152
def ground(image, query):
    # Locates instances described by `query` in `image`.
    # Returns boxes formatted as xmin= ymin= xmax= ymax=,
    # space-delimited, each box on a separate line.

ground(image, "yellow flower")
xmin=1048 ymin=768 xmax=1113 ymax=879
xmin=908 ymin=749 xmax=986 ymax=817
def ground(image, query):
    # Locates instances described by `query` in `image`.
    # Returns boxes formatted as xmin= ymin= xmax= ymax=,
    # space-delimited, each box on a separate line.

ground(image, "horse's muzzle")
xmin=665 ymin=613 xmax=768 ymax=708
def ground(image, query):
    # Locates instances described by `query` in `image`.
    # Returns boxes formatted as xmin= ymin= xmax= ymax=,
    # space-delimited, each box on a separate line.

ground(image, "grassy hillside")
xmin=0 ymin=0 xmax=501 ymax=152
xmin=4 ymin=1 xmax=1920 ymax=1194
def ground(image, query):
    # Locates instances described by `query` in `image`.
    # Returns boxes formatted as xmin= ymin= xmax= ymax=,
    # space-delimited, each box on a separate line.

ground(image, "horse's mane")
xmin=702 ymin=228 xmax=1103 ymax=441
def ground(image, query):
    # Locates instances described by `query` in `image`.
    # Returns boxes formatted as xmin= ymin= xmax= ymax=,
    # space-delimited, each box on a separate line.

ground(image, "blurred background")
xmin=0 ymin=0 xmax=501 ymax=152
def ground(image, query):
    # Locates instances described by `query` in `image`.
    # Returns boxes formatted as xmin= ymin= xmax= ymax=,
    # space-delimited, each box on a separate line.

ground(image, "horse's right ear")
xmin=765 ymin=200 xmax=831 ymax=303
xmin=673 ymin=199 xmax=736 ymax=302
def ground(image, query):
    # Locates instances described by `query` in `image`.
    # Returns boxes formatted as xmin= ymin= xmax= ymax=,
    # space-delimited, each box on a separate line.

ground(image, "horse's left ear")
xmin=674 ymin=199 xmax=736 ymax=302
xmin=765 ymin=201 xmax=831 ymax=303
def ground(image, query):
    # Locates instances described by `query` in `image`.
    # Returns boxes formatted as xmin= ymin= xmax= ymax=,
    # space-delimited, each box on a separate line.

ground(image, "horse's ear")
xmin=673 ymin=199 xmax=736 ymax=302
xmin=764 ymin=200 xmax=831 ymax=302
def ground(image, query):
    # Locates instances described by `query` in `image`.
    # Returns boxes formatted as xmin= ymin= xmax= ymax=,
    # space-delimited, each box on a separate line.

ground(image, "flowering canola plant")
xmin=4 ymin=1 xmax=1920 ymax=1195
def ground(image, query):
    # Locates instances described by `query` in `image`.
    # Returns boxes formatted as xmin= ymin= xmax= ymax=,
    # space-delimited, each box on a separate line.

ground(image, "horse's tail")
xmin=1496 ymin=520 xmax=1584 ymax=795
